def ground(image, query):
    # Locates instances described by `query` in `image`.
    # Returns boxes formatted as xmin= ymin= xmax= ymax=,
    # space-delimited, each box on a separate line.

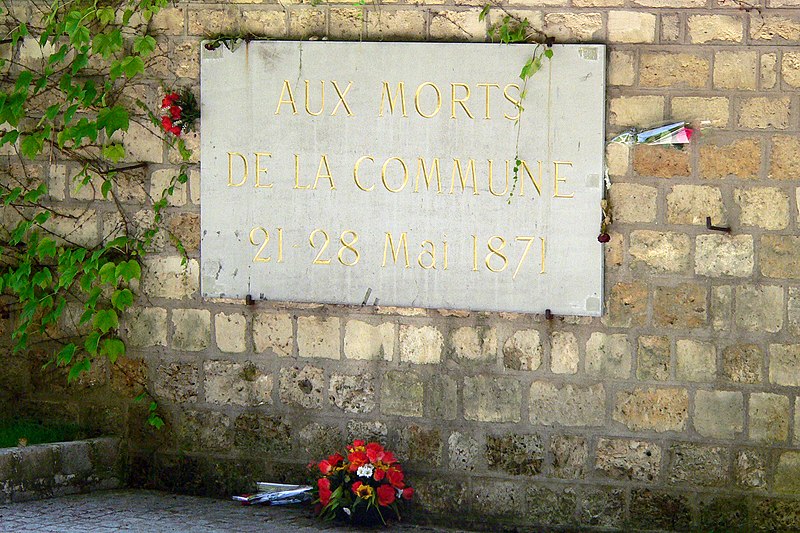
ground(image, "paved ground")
xmin=0 ymin=489 xmax=470 ymax=533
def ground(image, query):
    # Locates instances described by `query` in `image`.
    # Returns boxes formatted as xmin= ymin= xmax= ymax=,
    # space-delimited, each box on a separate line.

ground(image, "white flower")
xmin=343 ymin=508 xmax=352 ymax=516
xmin=396 ymin=488 xmax=403 ymax=497
xmin=356 ymin=464 xmax=375 ymax=478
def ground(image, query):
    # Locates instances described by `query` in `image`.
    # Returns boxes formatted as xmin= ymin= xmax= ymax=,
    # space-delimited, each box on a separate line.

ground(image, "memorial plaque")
xmin=201 ymin=41 xmax=605 ymax=315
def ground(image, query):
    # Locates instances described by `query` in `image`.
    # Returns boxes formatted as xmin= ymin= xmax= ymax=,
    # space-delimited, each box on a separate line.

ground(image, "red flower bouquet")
xmin=311 ymin=440 xmax=414 ymax=525
xmin=159 ymin=89 xmax=199 ymax=137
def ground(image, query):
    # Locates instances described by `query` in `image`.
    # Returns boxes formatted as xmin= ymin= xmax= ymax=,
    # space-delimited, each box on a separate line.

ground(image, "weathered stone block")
xmin=297 ymin=316 xmax=340 ymax=359
xmin=775 ymin=451 xmax=800 ymax=494
xmin=529 ymin=382 xmax=605 ymax=427
xmin=347 ymin=420 xmax=388 ymax=445
xmin=451 ymin=326 xmax=497 ymax=364
xmin=694 ymin=390 xmax=744 ymax=440
xmin=167 ymin=213 xmax=200 ymax=252
xmin=602 ymin=282 xmax=647 ymax=328
xmin=171 ymin=309 xmax=211 ymax=351
xmin=676 ymin=340 xmax=716 ymax=382
xmin=629 ymin=490 xmax=691 ymax=530
xmin=366 ymin=9 xmax=425 ymax=40
xmin=550 ymin=435 xmax=587 ymax=479
xmin=541 ymin=12 xmax=602 ymax=42
xmin=399 ymin=325 xmax=443 ymax=364
xmin=124 ymin=307 xmax=167 ymax=347
xmin=279 ymin=366 xmax=324 ymax=409
xmin=448 ymin=432 xmax=480 ymax=471
xmin=288 ymin=8 xmax=326 ymax=39
xmin=791 ymin=288 xmax=800 ymax=337
xmin=722 ymin=344 xmax=763 ymax=383
xmin=784 ymin=51 xmax=800 ymax=88
xmin=769 ymin=344 xmax=800 ymax=386
xmin=214 ymin=312 xmax=246 ymax=353
xmin=329 ymin=373 xmax=375 ymax=413
xmin=697 ymin=495 xmax=750 ymax=532
xmin=688 ymin=14 xmax=743 ymax=43
xmin=735 ymin=187 xmax=789 ymax=229
xmin=467 ymin=479 xmax=525 ymax=520
xmin=204 ymin=361 xmax=272 ymax=407
xmin=751 ymin=14 xmax=800 ymax=41
xmin=761 ymin=236 xmax=800 ymax=279
xmin=609 ymin=96 xmax=664 ymax=127
xmin=344 ymin=320 xmax=393 ymax=361
xmin=630 ymin=231 xmax=691 ymax=274
xmin=712 ymin=285 xmax=732 ymax=331
xmin=672 ymin=97 xmax=730 ymax=128
xmin=608 ymin=183 xmax=656 ymax=223
xmin=393 ymin=425 xmax=441 ymax=466
xmin=253 ymin=313 xmax=293 ymax=356
xmin=735 ymin=449 xmax=767 ymax=489
xmin=762 ymin=52 xmax=778 ymax=89
xmin=149 ymin=169 xmax=186 ymax=206
xmin=769 ymin=135 xmax=800 ymax=180
xmin=381 ymin=371 xmax=423 ymax=417
xmin=700 ymin=138 xmax=761 ymax=179
xmin=739 ymin=97 xmax=791 ymax=129
xmin=594 ymin=438 xmax=661 ymax=482
xmin=695 ymin=234 xmax=754 ymax=278
xmin=329 ymin=7 xmax=362 ymax=40
xmin=586 ymin=332 xmax=631 ymax=378
xmin=633 ymin=145 xmax=690 ymax=178
xmin=502 ymin=329 xmax=540 ymax=370
xmin=613 ymin=387 xmax=688 ymax=432
xmin=153 ymin=361 xmax=199 ymax=403
xmin=580 ymin=487 xmax=624 ymax=528
xmin=486 ymin=434 xmax=544 ymax=476
xmin=608 ymin=51 xmax=634 ymax=86
xmin=639 ymin=52 xmax=709 ymax=88
xmin=637 ymin=336 xmax=670 ymax=381
xmin=525 ymin=485 xmax=577 ymax=526
xmin=241 ymin=10 xmax=286 ymax=37
xmin=654 ymin=284 xmax=707 ymax=329
xmin=752 ymin=498 xmax=800 ymax=532
xmin=749 ymin=392 xmax=789 ymax=443
xmin=464 ymin=375 xmax=520 ymax=423
xmin=714 ymin=50 xmax=757 ymax=89
xmin=234 ymin=413 xmax=291 ymax=454
xmin=607 ymin=11 xmax=656 ymax=43
xmin=429 ymin=375 xmax=457 ymax=420
xmin=735 ymin=284 xmax=784 ymax=333
xmin=142 ymin=257 xmax=199 ymax=300
xmin=550 ymin=331 xmax=579 ymax=374
xmin=429 ymin=9 xmax=486 ymax=41
xmin=667 ymin=184 xmax=725 ymax=226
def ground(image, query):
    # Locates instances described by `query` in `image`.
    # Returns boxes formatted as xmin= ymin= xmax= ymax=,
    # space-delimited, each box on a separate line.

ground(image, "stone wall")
xmin=8 ymin=0 xmax=800 ymax=530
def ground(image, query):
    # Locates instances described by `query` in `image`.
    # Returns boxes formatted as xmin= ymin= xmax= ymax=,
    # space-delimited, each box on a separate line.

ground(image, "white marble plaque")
xmin=201 ymin=41 xmax=605 ymax=315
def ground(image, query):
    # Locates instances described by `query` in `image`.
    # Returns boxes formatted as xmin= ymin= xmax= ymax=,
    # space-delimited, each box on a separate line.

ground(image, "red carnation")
xmin=377 ymin=484 xmax=396 ymax=507
xmin=386 ymin=467 xmax=404 ymax=489
xmin=169 ymin=124 xmax=182 ymax=136
xmin=169 ymin=105 xmax=182 ymax=119
xmin=161 ymin=92 xmax=179 ymax=108
xmin=373 ymin=468 xmax=386 ymax=482
xmin=318 ymin=459 xmax=333 ymax=475
xmin=161 ymin=115 xmax=173 ymax=130
xmin=401 ymin=487 xmax=414 ymax=500
xmin=328 ymin=453 xmax=344 ymax=466
xmin=318 ymin=477 xmax=331 ymax=506
xmin=348 ymin=451 xmax=368 ymax=472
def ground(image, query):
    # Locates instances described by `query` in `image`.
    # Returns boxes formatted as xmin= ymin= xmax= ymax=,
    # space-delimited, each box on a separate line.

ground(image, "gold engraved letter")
xmin=503 ymin=84 xmax=521 ymax=121
xmin=553 ymin=161 xmax=575 ymax=198
xmin=275 ymin=80 xmax=298 ymax=115
xmin=414 ymin=82 xmax=442 ymax=119
xmin=379 ymin=82 xmax=407 ymax=117
xmin=450 ymin=83 xmax=474 ymax=119
xmin=254 ymin=152 xmax=273 ymax=188
xmin=450 ymin=159 xmax=478 ymax=195
xmin=487 ymin=159 xmax=508 ymax=196
xmin=381 ymin=157 xmax=409 ymax=193
xmin=227 ymin=152 xmax=248 ymax=187
xmin=304 ymin=80 xmax=324 ymax=116
xmin=353 ymin=156 xmax=375 ymax=191
xmin=383 ymin=232 xmax=410 ymax=268
xmin=313 ymin=154 xmax=336 ymax=190
xmin=414 ymin=158 xmax=442 ymax=193
xmin=294 ymin=154 xmax=310 ymax=189
xmin=477 ymin=83 xmax=499 ymax=119
xmin=519 ymin=160 xmax=542 ymax=197
xmin=331 ymin=81 xmax=354 ymax=116
xmin=418 ymin=240 xmax=436 ymax=270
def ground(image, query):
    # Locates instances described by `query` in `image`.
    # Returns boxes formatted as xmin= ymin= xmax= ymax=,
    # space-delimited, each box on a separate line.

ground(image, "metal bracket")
xmin=545 ymin=309 xmax=554 ymax=320
xmin=245 ymin=294 xmax=254 ymax=305
xmin=706 ymin=216 xmax=731 ymax=233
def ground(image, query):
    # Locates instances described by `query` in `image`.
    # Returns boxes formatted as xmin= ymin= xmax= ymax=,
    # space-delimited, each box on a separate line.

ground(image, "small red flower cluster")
xmin=160 ymin=92 xmax=183 ymax=136
xmin=313 ymin=440 xmax=413 ymax=525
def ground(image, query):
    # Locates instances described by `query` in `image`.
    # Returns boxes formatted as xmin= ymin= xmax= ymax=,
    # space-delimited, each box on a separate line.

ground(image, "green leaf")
xmin=544 ymin=48 xmax=554 ymax=59
xmin=68 ymin=357 xmax=92 ymax=383
xmin=111 ymin=288 xmax=134 ymax=310
xmin=20 ymin=134 xmax=43 ymax=159
xmin=102 ymin=143 xmax=125 ymax=163
xmin=133 ymin=35 xmax=157 ymax=57
xmin=93 ymin=309 xmax=119 ymax=333
xmin=96 ymin=6 xmax=115 ymax=24
xmin=84 ymin=330 xmax=101 ymax=355
xmin=116 ymin=260 xmax=141 ymax=282
xmin=98 ymin=261 xmax=117 ymax=285
xmin=56 ymin=343 xmax=77 ymax=366
xmin=147 ymin=414 xmax=165 ymax=429
xmin=101 ymin=179 xmax=112 ymax=198
xmin=478 ymin=4 xmax=490 ymax=22
xmin=91 ymin=29 xmax=123 ymax=59
xmin=100 ymin=338 xmax=125 ymax=363
xmin=97 ymin=105 xmax=129 ymax=137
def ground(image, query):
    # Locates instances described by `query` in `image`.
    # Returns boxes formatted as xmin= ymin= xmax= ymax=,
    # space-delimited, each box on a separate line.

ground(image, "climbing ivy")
xmin=0 ymin=0 xmax=192 ymax=426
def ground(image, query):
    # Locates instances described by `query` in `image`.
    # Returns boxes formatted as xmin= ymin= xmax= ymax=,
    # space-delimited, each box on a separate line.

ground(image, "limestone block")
xmin=738 ymin=97 xmax=791 ymax=129
xmin=639 ymin=52 xmax=709 ymax=88
xmin=329 ymin=373 xmax=375 ymax=413
xmin=633 ymin=145 xmax=690 ymax=178
xmin=594 ymin=438 xmax=661 ymax=481
xmin=609 ymin=96 xmax=664 ymax=127
xmin=734 ymin=284 xmax=784 ymax=333
xmin=529 ymin=382 xmax=605 ymax=426
xmin=550 ymin=331 xmax=579 ymax=374
xmin=608 ymin=183 xmax=657 ymax=223
xmin=124 ymin=307 xmax=167 ymax=347
xmin=667 ymin=443 xmax=729 ymax=486
xmin=550 ymin=435 xmax=587 ymax=479
xmin=602 ymin=282 xmax=648 ymax=328
xmin=486 ymin=434 xmax=544 ymax=476
xmin=586 ymin=332 xmax=631 ymax=378
xmin=762 ymin=53 xmax=778 ymax=89
xmin=672 ymin=97 xmax=730 ymax=128
xmin=751 ymin=15 xmax=800 ymax=41
xmin=722 ymin=344 xmax=763 ymax=384
xmin=430 ymin=10 xmax=486 ymax=41
xmin=749 ymin=392 xmax=789 ymax=443
xmin=607 ymin=11 xmax=656 ymax=43
xmin=769 ymin=344 xmax=800 ymax=386
xmin=451 ymin=326 xmax=497 ymax=364
xmin=667 ymin=185 xmax=725 ymax=226
xmin=761 ymin=236 xmax=800 ymax=279
xmin=676 ymin=340 xmax=716 ymax=382
xmin=171 ymin=309 xmax=210 ymax=351
xmin=215 ymin=312 xmax=246 ymax=353
xmin=735 ymin=187 xmax=789 ymax=229
xmin=429 ymin=375 xmax=457 ymax=420
xmin=711 ymin=285 xmax=732 ymax=331
xmin=693 ymin=390 xmax=743 ymax=439
xmin=297 ymin=316 xmax=340 ymax=359
xmin=344 ymin=320 xmax=393 ymax=361
xmin=629 ymin=231 xmax=691 ymax=274
xmin=613 ymin=387 xmax=688 ymax=432
xmin=713 ymin=51 xmax=757 ymax=90
xmin=142 ymin=257 xmax=199 ymax=300
xmin=448 ymin=432 xmax=480 ymax=471
xmin=608 ymin=51 xmax=634 ymax=86
xmin=653 ymin=284 xmax=707 ymax=329
xmin=253 ymin=313 xmax=293 ymax=356
xmin=464 ymin=375 xmax=521 ymax=423
xmin=688 ymin=14 xmax=743 ymax=43
xmin=279 ymin=365 xmax=324 ymax=409
xmin=381 ymin=371 xmax=423 ymax=417
xmin=399 ymin=325 xmax=443 ymax=364
xmin=775 ymin=452 xmax=800 ymax=493
xmin=542 ymin=12 xmax=603 ymax=42
xmin=734 ymin=449 xmax=767 ymax=489
xmin=700 ymin=138 xmax=760 ymax=179
xmin=770 ymin=135 xmax=800 ymax=180
xmin=204 ymin=360 xmax=272 ymax=406
xmin=366 ymin=9 xmax=426 ymax=40
xmin=695 ymin=235 xmax=754 ymax=278
xmin=153 ymin=361 xmax=199 ymax=402
xmin=502 ymin=329 xmax=540 ymax=370
xmin=637 ymin=336 xmax=670 ymax=381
